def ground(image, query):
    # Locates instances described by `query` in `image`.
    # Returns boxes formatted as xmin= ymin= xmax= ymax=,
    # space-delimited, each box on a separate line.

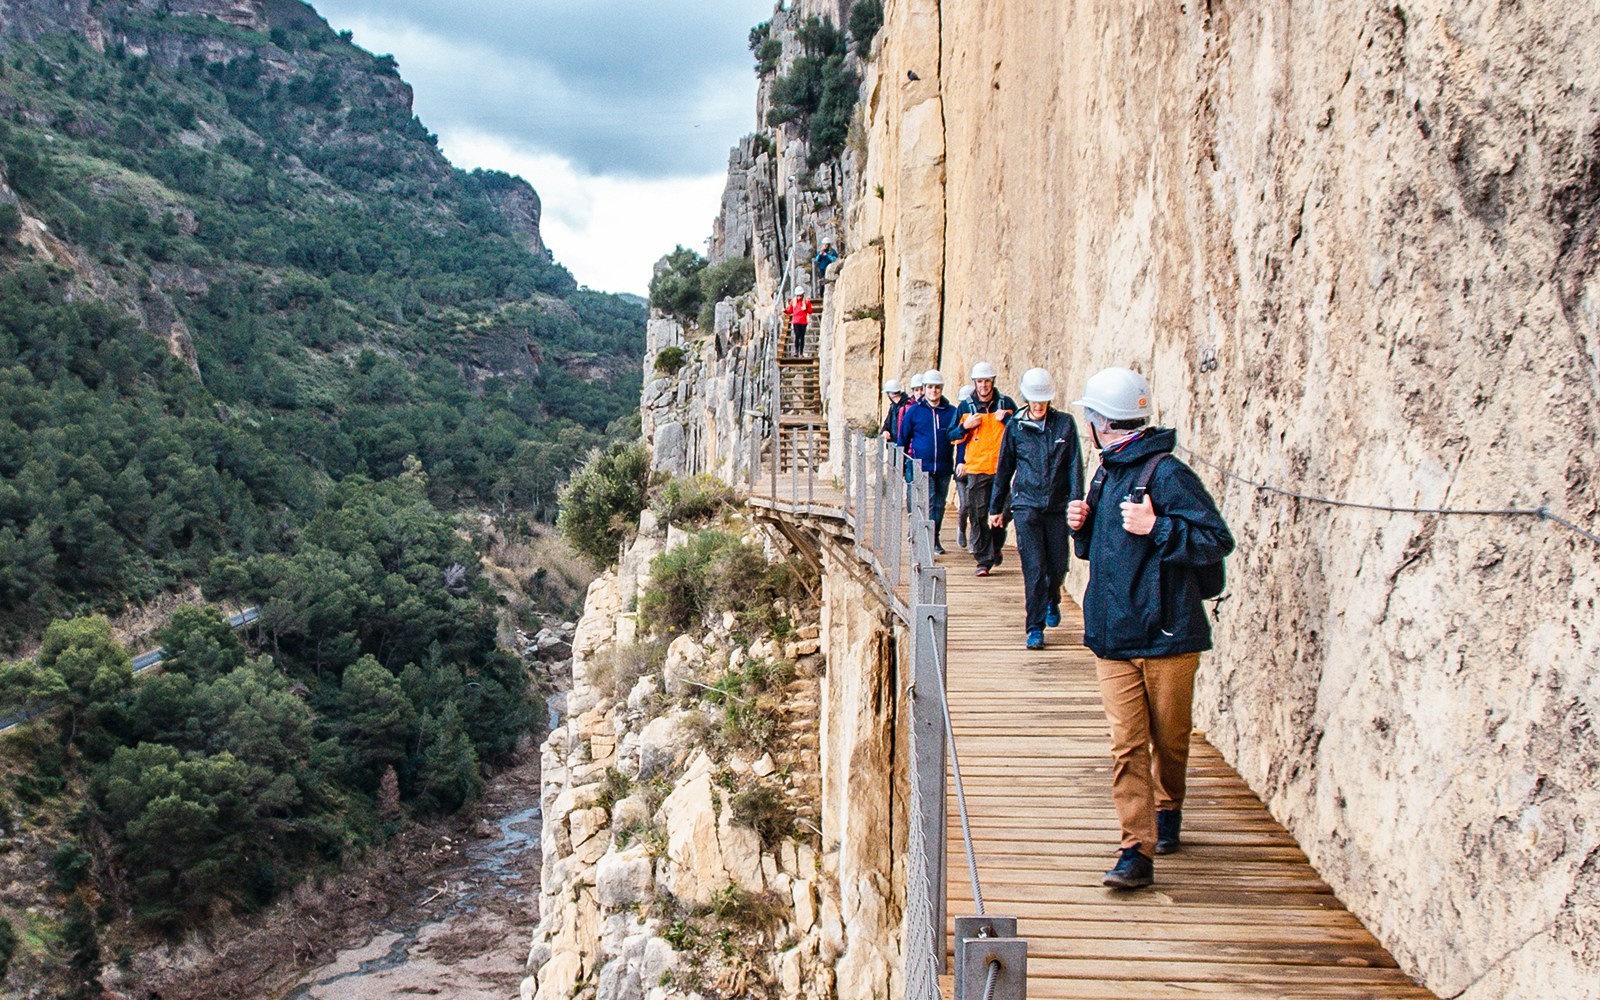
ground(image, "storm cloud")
xmin=312 ymin=0 xmax=773 ymax=178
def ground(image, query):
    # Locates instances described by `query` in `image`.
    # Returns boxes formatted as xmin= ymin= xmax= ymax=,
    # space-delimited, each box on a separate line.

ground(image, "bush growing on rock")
xmin=588 ymin=639 xmax=668 ymax=703
xmin=695 ymin=256 xmax=756 ymax=330
xmin=848 ymin=0 xmax=884 ymax=58
xmin=639 ymin=532 xmax=800 ymax=636
xmin=650 ymin=474 xmax=735 ymax=527
xmin=766 ymin=16 xmax=860 ymax=165
xmin=648 ymin=245 xmax=707 ymax=322
xmin=652 ymin=345 xmax=687 ymax=375
xmin=557 ymin=442 xmax=655 ymax=566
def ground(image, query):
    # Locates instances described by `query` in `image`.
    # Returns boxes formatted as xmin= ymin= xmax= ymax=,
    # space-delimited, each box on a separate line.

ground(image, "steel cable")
xmin=925 ymin=611 xmax=986 ymax=917
xmin=1176 ymin=445 xmax=1600 ymax=547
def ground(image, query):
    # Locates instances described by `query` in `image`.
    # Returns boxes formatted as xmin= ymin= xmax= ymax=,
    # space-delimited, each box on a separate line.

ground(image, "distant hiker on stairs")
xmin=784 ymin=286 xmax=813 ymax=357
xmin=1066 ymin=367 xmax=1234 ymax=891
xmin=896 ymin=369 xmax=960 ymax=553
xmin=952 ymin=361 xmax=1017 ymax=575
xmin=988 ymin=368 xmax=1082 ymax=650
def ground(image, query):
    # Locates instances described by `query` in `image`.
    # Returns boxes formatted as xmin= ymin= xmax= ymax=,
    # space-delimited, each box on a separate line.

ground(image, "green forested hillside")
xmin=0 ymin=3 xmax=641 ymax=990
xmin=0 ymin=3 xmax=642 ymax=645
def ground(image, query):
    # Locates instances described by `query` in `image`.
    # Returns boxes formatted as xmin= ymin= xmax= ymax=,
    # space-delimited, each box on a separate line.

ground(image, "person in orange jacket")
xmin=950 ymin=361 xmax=1018 ymax=575
xmin=784 ymin=286 xmax=814 ymax=357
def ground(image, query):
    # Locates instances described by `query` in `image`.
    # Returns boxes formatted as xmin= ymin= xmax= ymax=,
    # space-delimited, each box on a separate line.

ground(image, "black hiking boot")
xmin=1102 ymin=846 xmax=1154 ymax=890
xmin=1155 ymin=809 xmax=1182 ymax=855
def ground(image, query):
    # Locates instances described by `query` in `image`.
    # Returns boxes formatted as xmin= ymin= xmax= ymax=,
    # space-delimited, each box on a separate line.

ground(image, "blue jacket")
xmin=896 ymin=397 xmax=959 ymax=474
xmin=1072 ymin=428 xmax=1234 ymax=660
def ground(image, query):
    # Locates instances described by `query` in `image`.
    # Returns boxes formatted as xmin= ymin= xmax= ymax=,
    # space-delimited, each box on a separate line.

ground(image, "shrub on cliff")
xmin=639 ymin=531 xmax=800 ymax=636
xmin=749 ymin=21 xmax=781 ymax=76
xmin=651 ymin=474 xmax=736 ymax=526
xmin=649 ymin=246 xmax=707 ymax=323
xmin=766 ymin=17 xmax=860 ymax=166
xmin=848 ymin=0 xmax=884 ymax=58
xmin=557 ymin=443 xmax=655 ymax=566
xmin=696 ymin=256 xmax=756 ymax=330
xmin=654 ymin=345 xmax=688 ymax=376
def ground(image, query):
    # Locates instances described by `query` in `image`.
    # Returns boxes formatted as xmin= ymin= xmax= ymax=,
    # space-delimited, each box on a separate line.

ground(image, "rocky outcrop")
xmin=645 ymin=0 xmax=1600 ymax=995
xmin=519 ymin=511 xmax=900 ymax=999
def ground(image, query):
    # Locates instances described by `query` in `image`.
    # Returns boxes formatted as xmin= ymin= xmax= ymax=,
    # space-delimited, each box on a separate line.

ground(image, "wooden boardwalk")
xmin=939 ymin=541 xmax=1434 ymax=999
xmin=749 ymin=471 xmax=1433 ymax=998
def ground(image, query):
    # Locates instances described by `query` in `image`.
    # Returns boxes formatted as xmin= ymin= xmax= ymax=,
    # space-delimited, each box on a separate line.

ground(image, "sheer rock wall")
xmin=836 ymin=2 xmax=1599 ymax=996
xmin=642 ymin=1 xmax=1598 ymax=995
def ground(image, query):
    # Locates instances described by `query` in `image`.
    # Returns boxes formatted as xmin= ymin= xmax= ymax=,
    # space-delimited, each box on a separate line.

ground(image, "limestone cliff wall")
xmin=518 ymin=511 xmax=903 ymax=999
xmin=825 ymin=2 xmax=1600 ymax=996
xmin=648 ymin=1 xmax=1597 ymax=994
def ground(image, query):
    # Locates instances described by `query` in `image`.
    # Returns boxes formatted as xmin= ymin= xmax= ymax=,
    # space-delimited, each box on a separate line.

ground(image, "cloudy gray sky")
xmin=311 ymin=0 xmax=774 ymax=294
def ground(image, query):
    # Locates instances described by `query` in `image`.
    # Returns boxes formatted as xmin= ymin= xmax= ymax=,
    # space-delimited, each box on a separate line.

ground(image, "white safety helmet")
xmin=970 ymin=361 xmax=998 ymax=380
xmin=923 ymin=369 xmax=945 ymax=386
xmin=883 ymin=379 xmax=903 ymax=395
xmin=1018 ymin=368 xmax=1056 ymax=403
xmin=908 ymin=372 xmax=925 ymax=390
xmin=795 ymin=286 xmax=808 ymax=298
xmin=1072 ymin=367 xmax=1151 ymax=421
xmin=957 ymin=384 xmax=974 ymax=402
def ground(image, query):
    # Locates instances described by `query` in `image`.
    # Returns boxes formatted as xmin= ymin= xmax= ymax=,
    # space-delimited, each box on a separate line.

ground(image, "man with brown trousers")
xmin=1067 ymin=367 xmax=1234 ymax=889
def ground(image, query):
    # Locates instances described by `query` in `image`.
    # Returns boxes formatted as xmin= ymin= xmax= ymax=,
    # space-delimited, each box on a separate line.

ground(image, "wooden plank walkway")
xmin=749 ymin=469 xmax=1433 ymax=997
xmin=939 ymin=540 xmax=1435 ymax=999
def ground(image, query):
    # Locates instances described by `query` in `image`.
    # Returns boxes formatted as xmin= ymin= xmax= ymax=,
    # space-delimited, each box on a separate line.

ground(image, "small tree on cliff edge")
xmin=766 ymin=16 xmax=860 ymax=166
xmin=557 ymin=442 xmax=655 ymax=566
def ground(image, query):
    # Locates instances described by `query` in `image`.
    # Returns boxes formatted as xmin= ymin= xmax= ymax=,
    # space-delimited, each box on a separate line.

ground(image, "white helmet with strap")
xmin=1072 ymin=367 xmax=1151 ymax=421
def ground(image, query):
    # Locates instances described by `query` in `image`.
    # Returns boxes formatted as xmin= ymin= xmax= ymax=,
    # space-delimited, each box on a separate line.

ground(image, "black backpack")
xmin=1087 ymin=452 xmax=1227 ymax=601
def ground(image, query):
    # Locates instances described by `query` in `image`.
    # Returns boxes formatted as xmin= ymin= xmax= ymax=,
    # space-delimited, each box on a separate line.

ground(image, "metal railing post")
xmin=807 ymin=430 xmax=816 ymax=508
xmin=854 ymin=436 xmax=868 ymax=562
xmin=911 ymin=577 xmax=949 ymax=974
xmin=748 ymin=414 xmax=758 ymax=493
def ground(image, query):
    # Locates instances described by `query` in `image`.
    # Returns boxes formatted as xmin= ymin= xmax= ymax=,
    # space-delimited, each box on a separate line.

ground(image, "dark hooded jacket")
xmin=1072 ymin=427 xmax=1234 ymax=660
xmin=988 ymin=407 xmax=1084 ymax=514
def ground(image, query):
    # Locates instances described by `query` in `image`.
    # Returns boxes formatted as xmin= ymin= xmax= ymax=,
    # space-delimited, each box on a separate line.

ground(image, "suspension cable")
xmin=924 ymin=609 xmax=986 ymax=916
xmin=1175 ymin=445 xmax=1600 ymax=547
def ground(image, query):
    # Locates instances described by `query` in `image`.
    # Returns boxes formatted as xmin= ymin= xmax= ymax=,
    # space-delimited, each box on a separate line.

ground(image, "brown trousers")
xmin=1095 ymin=653 xmax=1201 ymax=856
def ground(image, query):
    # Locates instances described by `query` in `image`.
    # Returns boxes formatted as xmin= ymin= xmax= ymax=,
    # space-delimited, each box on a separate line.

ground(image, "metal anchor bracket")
xmin=954 ymin=916 xmax=1026 ymax=1000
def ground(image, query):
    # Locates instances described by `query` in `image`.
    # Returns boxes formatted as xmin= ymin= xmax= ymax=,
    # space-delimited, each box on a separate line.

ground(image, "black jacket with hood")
xmin=988 ymin=407 xmax=1084 ymax=514
xmin=1072 ymin=427 xmax=1234 ymax=660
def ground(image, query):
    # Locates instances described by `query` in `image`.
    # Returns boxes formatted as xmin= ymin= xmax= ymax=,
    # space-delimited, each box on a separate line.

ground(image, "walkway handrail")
xmin=754 ymin=429 xmax=1023 ymax=996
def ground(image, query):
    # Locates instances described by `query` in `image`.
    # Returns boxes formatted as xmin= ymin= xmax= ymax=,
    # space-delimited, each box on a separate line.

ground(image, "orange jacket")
xmin=953 ymin=392 xmax=1017 ymax=475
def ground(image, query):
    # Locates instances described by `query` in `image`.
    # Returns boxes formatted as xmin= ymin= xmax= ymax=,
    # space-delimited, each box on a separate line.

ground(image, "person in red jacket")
xmin=784 ymin=286 xmax=814 ymax=357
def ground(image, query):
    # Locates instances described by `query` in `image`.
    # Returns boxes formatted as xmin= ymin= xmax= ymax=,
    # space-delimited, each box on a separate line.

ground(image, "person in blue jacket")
xmin=896 ymin=369 xmax=960 ymax=553
xmin=1066 ymin=367 xmax=1234 ymax=892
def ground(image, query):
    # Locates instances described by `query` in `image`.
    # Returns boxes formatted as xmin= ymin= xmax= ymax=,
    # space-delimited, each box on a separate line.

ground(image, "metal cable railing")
xmin=753 ymin=426 xmax=1028 ymax=997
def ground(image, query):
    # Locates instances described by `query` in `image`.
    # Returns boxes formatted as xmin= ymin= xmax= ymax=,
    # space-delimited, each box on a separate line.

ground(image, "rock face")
xmin=653 ymin=1 xmax=1599 ymax=995
xmin=519 ymin=513 xmax=898 ymax=999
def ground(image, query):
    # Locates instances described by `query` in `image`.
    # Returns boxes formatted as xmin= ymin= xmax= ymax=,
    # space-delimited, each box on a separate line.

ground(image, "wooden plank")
xmin=932 ymin=534 xmax=1435 ymax=999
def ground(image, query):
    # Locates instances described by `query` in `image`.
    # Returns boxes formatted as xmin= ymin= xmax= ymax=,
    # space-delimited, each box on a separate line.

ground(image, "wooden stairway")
xmin=777 ymin=302 xmax=826 ymax=472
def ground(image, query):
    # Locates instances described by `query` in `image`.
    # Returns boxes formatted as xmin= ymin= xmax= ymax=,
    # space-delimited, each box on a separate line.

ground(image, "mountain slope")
xmin=0 ymin=0 xmax=642 ymax=644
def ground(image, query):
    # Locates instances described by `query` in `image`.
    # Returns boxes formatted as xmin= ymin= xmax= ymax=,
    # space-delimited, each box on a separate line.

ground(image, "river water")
xmin=281 ymin=754 xmax=549 ymax=998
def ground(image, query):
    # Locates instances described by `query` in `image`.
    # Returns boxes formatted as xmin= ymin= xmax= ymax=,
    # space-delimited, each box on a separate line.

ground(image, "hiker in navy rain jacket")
xmin=896 ymin=371 xmax=960 ymax=551
xmin=1070 ymin=425 xmax=1233 ymax=661
xmin=1067 ymin=366 xmax=1234 ymax=893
